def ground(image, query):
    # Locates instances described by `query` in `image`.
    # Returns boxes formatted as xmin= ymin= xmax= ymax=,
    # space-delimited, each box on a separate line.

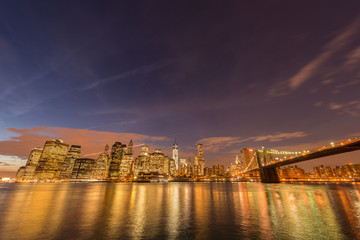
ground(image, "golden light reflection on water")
xmin=129 ymin=184 xmax=147 ymax=239
xmin=1 ymin=183 xmax=360 ymax=239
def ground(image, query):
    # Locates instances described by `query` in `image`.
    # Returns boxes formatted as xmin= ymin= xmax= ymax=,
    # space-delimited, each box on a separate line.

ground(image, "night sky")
xmin=1 ymin=1 xmax=360 ymax=176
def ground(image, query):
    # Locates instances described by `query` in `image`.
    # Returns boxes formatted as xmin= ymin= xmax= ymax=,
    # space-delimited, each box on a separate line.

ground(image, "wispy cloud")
xmin=198 ymin=137 xmax=242 ymax=152
xmin=0 ymin=59 xmax=171 ymax=121
xmin=329 ymin=103 xmax=343 ymax=110
xmin=335 ymin=79 xmax=360 ymax=89
xmin=269 ymin=15 xmax=360 ymax=96
xmin=314 ymin=101 xmax=324 ymax=107
xmin=343 ymin=44 xmax=360 ymax=70
xmin=199 ymin=131 xmax=308 ymax=152
xmin=251 ymin=131 xmax=307 ymax=142
xmin=322 ymin=79 xmax=334 ymax=85
xmin=80 ymin=60 xmax=171 ymax=91
xmin=0 ymin=32 xmax=106 ymax=102
xmin=328 ymin=100 xmax=360 ymax=116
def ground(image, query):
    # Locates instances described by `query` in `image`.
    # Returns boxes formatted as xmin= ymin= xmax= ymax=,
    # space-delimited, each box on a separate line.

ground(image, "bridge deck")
xmin=246 ymin=138 xmax=360 ymax=172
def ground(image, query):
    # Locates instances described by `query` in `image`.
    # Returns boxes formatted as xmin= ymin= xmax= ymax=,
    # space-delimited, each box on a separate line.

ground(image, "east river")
xmin=1 ymin=183 xmax=360 ymax=240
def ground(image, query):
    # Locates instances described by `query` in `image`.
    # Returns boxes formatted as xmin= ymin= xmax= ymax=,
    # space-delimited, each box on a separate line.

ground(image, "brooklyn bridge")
xmin=242 ymin=137 xmax=360 ymax=183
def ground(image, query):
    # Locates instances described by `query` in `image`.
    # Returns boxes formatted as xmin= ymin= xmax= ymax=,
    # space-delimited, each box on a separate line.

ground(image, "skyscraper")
xmin=35 ymin=139 xmax=69 ymax=179
xmin=119 ymin=140 xmax=134 ymax=179
xmin=194 ymin=154 xmax=199 ymax=166
xmin=229 ymin=154 xmax=243 ymax=177
xmin=60 ymin=145 xmax=81 ymax=179
xmin=141 ymin=144 xmax=149 ymax=155
xmin=15 ymin=167 xmax=26 ymax=180
xmin=235 ymin=154 xmax=240 ymax=165
xmin=241 ymin=148 xmax=257 ymax=170
xmin=198 ymin=143 xmax=205 ymax=175
xmin=180 ymin=158 xmax=187 ymax=169
xmin=212 ymin=164 xmax=225 ymax=176
xmin=92 ymin=144 xmax=110 ymax=179
xmin=71 ymin=158 xmax=95 ymax=180
xmin=149 ymin=149 xmax=166 ymax=173
xmin=108 ymin=142 xmax=126 ymax=179
xmin=186 ymin=157 xmax=193 ymax=176
xmin=173 ymin=139 xmax=179 ymax=170
xmin=23 ymin=147 xmax=43 ymax=180
xmin=134 ymin=144 xmax=150 ymax=176
xmin=178 ymin=158 xmax=187 ymax=176
xmin=169 ymin=159 xmax=176 ymax=176
xmin=194 ymin=154 xmax=200 ymax=176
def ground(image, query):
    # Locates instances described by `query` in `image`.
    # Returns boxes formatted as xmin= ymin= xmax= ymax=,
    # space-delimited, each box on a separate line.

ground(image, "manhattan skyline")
xmin=1 ymin=1 xmax=360 ymax=176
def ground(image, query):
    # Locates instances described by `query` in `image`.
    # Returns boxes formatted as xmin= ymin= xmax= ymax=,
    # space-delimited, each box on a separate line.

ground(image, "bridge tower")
xmin=255 ymin=150 xmax=280 ymax=183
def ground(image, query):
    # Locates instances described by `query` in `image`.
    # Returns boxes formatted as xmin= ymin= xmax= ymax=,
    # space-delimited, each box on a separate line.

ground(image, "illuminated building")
xmin=173 ymin=140 xmax=179 ymax=170
xmin=15 ymin=166 xmax=26 ymax=180
xmin=314 ymin=165 xmax=325 ymax=177
xmin=149 ymin=149 xmax=166 ymax=173
xmin=119 ymin=140 xmax=134 ymax=179
xmin=311 ymin=164 xmax=360 ymax=178
xmin=333 ymin=166 xmax=343 ymax=177
xmin=313 ymin=165 xmax=322 ymax=177
xmin=220 ymin=164 xmax=225 ymax=176
xmin=134 ymin=148 xmax=175 ymax=177
xmin=353 ymin=164 xmax=360 ymax=175
xmin=164 ymin=156 xmax=170 ymax=175
xmin=341 ymin=163 xmax=360 ymax=177
xmin=279 ymin=166 xmax=306 ymax=178
xmin=194 ymin=154 xmax=198 ymax=165
xmin=92 ymin=145 xmax=110 ymax=179
xmin=186 ymin=157 xmax=193 ymax=176
xmin=212 ymin=164 xmax=225 ymax=176
xmin=204 ymin=167 xmax=212 ymax=176
xmin=235 ymin=154 xmax=240 ymax=164
xmin=23 ymin=147 xmax=43 ymax=180
xmin=229 ymin=154 xmax=243 ymax=177
xmin=180 ymin=158 xmax=187 ymax=169
xmin=108 ymin=142 xmax=126 ymax=179
xmin=241 ymin=148 xmax=257 ymax=170
xmin=71 ymin=158 xmax=95 ymax=180
xmin=193 ymin=154 xmax=200 ymax=176
xmin=177 ymin=158 xmax=188 ymax=176
xmin=141 ymin=144 xmax=149 ymax=155
xmin=134 ymin=144 xmax=150 ymax=176
xmin=169 ymin=159 xmax=176 ymax=176
xmin=35 ymin=139 xmax=69 ymax=179
xmin=324 ymin=166 xmax=334 ymax=177
xmin=313 ymin=165 xmax=333 ymax=178
xmin=198 ymin=144 xmax=205 ymax=175
xmin=59 ymin=145 xmax=81 ymax=179
xmin=193 ymin=165 xmax=200 ymax=176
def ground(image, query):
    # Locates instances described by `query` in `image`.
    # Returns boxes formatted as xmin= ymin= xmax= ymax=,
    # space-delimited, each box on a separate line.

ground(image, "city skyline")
xmin=1 ymin=127 xmax=360 ymax=177
xmin=12 ymin=136 xmax=360 ymax=182
xmin=1 ymin=1 xmax=360 ymax=176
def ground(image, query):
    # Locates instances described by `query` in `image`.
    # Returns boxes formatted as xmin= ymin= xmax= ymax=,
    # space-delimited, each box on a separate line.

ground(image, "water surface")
xmin=0 ymin=182 xmax=360 ymax=239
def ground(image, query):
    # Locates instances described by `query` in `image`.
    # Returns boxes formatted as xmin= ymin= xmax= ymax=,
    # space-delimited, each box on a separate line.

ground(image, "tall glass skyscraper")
xmin=173 ymin=140 xmax=179 ymax=170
